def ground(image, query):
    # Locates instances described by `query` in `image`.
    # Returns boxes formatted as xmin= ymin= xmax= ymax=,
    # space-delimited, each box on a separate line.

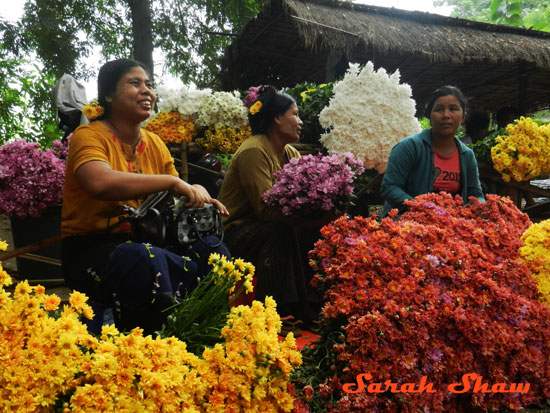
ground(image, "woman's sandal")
xmin=280 ymin=317 xmax=303 ymax=337
xmin=303 ymin=319 xmax=322 ymax=334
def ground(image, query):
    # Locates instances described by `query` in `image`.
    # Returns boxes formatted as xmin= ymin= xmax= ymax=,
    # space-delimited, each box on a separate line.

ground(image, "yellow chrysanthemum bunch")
xmin=145 ymin=111 xmax=197 ymax=143
xmin=0 ymin=241 xmax=95 ymax=412
xmin=0 ymin=243 xmax=300 ymax=411
xmin=198 ymin=297 xmax=301 ymax=412
xmin=195 ymin=125 xmax=252 ymax=154
xmin=520 ymin=219 xmax=550 ymax=306
xmin=208 ymin=252 xmax=254 ymax=294
xmin=82 ymin=99 xmax=104 ymax=121
xmin=491 ymin=117 xmax=550 ymax=182
xmin=70 ymin=326 xmax=205 ymax=411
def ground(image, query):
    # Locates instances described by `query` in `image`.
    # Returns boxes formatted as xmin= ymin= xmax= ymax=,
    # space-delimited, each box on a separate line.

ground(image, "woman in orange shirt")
xmin=61 ymin=59 xmax=229 ymax=335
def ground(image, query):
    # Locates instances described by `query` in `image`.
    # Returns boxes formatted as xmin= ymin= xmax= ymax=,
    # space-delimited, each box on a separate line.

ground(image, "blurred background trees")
xmin=0 ymin=0 xmax=263 ymax=145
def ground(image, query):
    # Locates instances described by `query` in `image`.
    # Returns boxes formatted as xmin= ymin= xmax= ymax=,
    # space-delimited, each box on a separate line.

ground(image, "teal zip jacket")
xmin=380 ymin=128 xmax=485 ymax=217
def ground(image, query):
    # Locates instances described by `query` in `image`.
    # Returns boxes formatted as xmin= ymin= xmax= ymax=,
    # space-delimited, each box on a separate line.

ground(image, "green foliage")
xmin=159 ymin=255 xmax=253 ymax=356
xmin=433 ymin=0 xmax=550 ymax=31
xmin=16 ymin=0 xmax=129 ymax=80
xmin=419 ymin=116 xmax=432 ymax=130
xmin=152 ymin=0 xmax=263 ymax=87
xmin=470 ymin=128 xmax=504 ymax=164
xmin=490 ymin=0 xmax=525 ymax=26
xmin=433 ymin=0 xmax=492 ymax=21
xmin=0 ymin=53 xmax=60 ymax=146
xmin=284 ymin=82 xmax=334 ymax=145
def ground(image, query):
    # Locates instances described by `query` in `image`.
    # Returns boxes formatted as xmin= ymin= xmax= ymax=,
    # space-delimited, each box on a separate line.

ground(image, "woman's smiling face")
xmin=430 ymin=94 xmax=465 ymax=139
xmin=108 ymin=66 xmax=156 ymax=122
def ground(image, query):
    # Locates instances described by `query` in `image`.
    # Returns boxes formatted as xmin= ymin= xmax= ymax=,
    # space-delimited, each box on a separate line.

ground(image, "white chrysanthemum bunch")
xmin=319 ymin=62 xmax=421 ymax=173
xmin=196 ymin=91 xmax=248 ymax=129
xmin=156 ymin=85 xmax=212 ymax=117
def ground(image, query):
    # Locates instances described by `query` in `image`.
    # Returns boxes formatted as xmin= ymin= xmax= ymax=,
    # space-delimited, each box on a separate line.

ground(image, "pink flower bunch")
xmin=0 ymin=140 xmax=65 ymax=218
xmin=243 ymin=85 xmax=268 ymax=109
xmin=294 ymin=193 xmax=550 ymax=412
xmin=263 ymin=152 xmax=365 ymax=216
xmin=51 ymin=136 xmax=71 ymax=160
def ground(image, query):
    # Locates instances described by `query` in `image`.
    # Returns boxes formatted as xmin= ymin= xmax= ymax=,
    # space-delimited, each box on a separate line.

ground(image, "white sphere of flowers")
xmin=319 ymin=62 xmax=421 ymax=173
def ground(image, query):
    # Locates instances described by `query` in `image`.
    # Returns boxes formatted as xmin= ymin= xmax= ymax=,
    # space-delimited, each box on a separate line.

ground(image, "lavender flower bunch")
xmin=263 ymin=152 xmax=365 ymax=216
xmin=0 ymin=140 xmax=66 ymax=218
xmin=243 ymin=85 xmax=268 ymax=109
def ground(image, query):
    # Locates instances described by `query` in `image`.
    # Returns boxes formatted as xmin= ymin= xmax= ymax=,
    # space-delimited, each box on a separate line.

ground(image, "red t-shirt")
xmin=433 ymin=147 xmax=460 ymax=194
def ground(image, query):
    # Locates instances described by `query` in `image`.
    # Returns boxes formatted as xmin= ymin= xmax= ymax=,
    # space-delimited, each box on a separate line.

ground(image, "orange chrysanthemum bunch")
xmin=144 ymin=111 xmax=197 ymax=143
xmin=0 ymin=242 xmax=300 ymax=412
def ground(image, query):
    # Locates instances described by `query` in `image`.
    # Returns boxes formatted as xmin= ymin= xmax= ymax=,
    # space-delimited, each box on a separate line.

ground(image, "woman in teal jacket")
xmin=380 ymin=85 xmax=484 ymax=217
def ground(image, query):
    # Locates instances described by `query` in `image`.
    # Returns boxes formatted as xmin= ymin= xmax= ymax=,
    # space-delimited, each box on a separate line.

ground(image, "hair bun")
xmin=259 ymin=86 xmax=277 ymax=106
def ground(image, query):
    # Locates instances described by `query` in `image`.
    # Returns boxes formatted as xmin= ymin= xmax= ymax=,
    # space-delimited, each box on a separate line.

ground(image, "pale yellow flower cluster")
xmin=195 ymin=125 xmax=251 ymax=154
xmin=520 ymin=219 xmax=550 ymax=306
xmin=0 ymin=242 xmax=299 ymax=412
xmin=145 ymin=111 xmax=197 ymax=143
xmin=208 ymin=252 xmax=255 ymax=294
xmin=491 ymin=117 xmax=550 ymax=182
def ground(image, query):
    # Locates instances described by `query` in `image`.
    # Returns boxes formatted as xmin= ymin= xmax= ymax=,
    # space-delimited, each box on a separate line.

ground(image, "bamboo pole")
xmin=0 ymin=235 xmax=62 ymax=262
xmin=181 ymin=141 xmax=189 ymax=181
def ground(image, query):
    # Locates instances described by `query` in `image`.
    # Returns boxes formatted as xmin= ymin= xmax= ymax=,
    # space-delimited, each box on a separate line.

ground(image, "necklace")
xmin=106 ymin=119 xmax=141 ymax=148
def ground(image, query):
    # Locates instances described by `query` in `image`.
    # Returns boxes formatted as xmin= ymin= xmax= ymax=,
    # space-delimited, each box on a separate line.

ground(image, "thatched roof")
xmin=219 ymin=0 xmax=550 ymax=115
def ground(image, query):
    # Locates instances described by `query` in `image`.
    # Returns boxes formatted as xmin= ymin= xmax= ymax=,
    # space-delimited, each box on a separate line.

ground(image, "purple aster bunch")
xmin=243 ymin=85 xmax=268 ymax=109
xmin=0 ymin=140 xmax=66 ymax=218
xmin=263 ymin=152 xmax=365 ymax=216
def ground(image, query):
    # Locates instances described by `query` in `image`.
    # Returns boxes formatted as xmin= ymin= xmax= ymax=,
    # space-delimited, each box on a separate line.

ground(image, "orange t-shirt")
xmin=433 ymin=147 xmax=460 ymax=195
xmin=61 ymin=121 xmax=178 ymax=237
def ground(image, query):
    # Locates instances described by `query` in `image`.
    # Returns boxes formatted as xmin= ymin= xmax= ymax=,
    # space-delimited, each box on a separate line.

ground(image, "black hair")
xmin=424 ymin=85 xmax=468 ymax=118
xmin=96 ymin=58 xmax=152 ymax=120
xmin=248 ymin=86 xmax=296 ymax=135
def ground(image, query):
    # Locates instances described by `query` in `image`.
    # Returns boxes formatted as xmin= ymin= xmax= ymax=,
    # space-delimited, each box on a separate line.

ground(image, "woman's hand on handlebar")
xmin=189 ymin=184 xmax=229 ymax=216
xmin=171 ymin=180 xmax=229 ymax=216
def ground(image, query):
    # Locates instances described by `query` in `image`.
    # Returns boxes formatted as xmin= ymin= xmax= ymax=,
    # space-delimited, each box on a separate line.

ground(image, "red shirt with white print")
xmin=433 ymin=147 xmax=460 ymax=194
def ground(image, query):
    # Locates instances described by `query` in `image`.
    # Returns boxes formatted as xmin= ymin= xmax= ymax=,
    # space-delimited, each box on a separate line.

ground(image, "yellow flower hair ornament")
xmin=249 ymin=101 xmax=262 ymax=115
xmin=82 ymin=99 xmax=104 ymax=121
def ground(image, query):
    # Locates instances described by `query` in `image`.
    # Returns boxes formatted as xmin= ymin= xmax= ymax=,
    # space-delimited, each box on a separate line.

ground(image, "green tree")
xmin=8 ymin=0 xmax=263 ymax=87
xmin=433 ymin=0 xmax=550 ymax=30
xmin=0 ymin=20 xmax=60 ymax=146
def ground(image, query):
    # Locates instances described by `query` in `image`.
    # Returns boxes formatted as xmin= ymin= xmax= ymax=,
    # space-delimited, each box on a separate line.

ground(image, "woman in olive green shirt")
xmin=218 ymin=86 xmax=330 ymax=334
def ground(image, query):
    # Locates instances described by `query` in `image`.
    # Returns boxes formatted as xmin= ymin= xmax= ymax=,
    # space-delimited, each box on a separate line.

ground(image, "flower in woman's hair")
xmin=82 ymin=99 xmax=104 ymax=121
xmin=244 ymin=85 xmax=268 ymax=108
xmin=249 ymin=101 xmax=262 ymax=115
